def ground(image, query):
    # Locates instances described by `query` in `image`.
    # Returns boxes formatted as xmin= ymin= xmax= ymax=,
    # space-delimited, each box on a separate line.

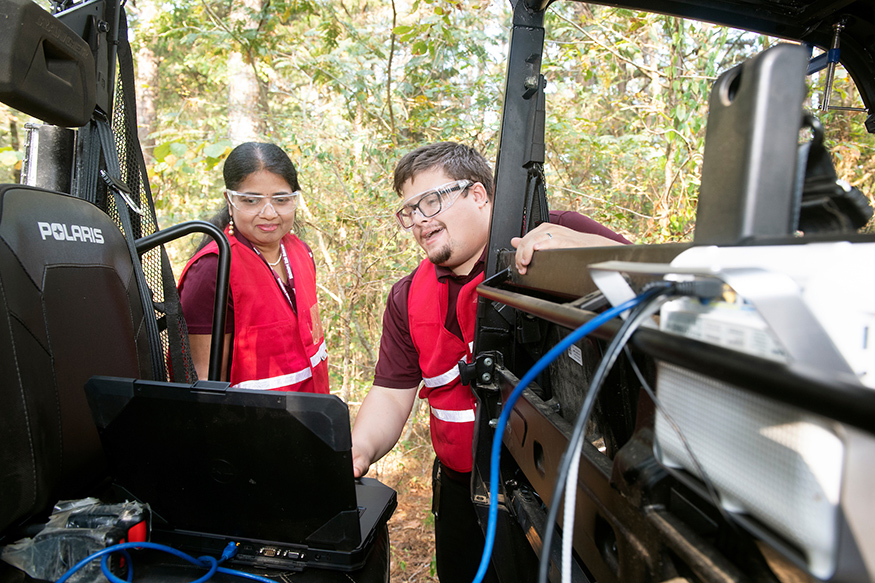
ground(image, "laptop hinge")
xmin=191 ymin=380 xmax=231 ymax=393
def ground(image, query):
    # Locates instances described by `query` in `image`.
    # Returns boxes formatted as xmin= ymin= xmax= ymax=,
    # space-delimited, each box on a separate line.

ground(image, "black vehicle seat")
xmin=0 ymin=184 xmax=153 ymax=541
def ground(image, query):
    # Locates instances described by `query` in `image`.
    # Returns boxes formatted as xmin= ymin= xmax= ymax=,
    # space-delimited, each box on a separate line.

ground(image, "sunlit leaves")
xmin=538 ymin=4 xmax=777 ymax=241
xmin=50 ymin=0 xmax=873 ymax=395
xmin=0 ymin=147 xmax=21 ymax=167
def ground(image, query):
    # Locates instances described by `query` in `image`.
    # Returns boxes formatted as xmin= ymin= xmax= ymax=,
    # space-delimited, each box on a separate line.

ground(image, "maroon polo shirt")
xmin=179 ymin=232 xmax=311 ymax=334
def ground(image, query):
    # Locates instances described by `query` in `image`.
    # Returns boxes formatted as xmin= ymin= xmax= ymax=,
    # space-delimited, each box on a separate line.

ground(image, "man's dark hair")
xmin=393 ymin=142 xmax=494 ymax=199
xmin=224 ymin=142 xmax=300 ymax=192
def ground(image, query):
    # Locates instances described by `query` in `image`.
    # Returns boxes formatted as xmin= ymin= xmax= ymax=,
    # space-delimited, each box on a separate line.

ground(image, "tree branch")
xmin=386 ymin=0 xmax=397 ymax=142
xmin=552 ymin=10 xmax=661 ymax=85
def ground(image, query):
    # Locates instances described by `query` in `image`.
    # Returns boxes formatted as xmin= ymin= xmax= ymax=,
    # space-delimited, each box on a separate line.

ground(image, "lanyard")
xmin=255 ymin=244 xmax=296 ymax=312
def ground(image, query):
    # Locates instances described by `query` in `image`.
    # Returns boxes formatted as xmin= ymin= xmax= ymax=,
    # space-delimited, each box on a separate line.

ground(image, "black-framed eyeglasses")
xmin=395 ymin=180 xmax=473 ymax=230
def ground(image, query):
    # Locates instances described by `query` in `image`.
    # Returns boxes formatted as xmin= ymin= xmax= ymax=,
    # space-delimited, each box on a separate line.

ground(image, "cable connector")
xmin=221 ymin=541 xmax=239 ymax=562
xmin=668 ymin=278 xmax=725 ymax=299
xmin=640 ymin=280 xmax=673 ymax=294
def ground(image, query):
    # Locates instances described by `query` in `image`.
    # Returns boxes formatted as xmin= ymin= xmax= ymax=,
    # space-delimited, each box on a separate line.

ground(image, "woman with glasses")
xmin=178 ymin=142 xmax=329 ymax=393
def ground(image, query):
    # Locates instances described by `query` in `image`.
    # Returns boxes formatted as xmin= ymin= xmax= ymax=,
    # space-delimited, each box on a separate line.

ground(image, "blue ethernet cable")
xmin=472 ymin=290 xmax=655 ymax=583
xmin=56 ymin=540 xmax=274 ymax=583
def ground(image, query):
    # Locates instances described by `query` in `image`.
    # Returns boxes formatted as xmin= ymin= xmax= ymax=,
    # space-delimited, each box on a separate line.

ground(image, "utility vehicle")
xmin=1 ymin=0 xmax=874 ymax=581
xmin=469 ymin=0 xmax=875 ymax=582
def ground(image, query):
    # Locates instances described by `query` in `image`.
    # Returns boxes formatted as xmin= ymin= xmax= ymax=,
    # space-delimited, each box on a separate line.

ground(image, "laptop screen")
xmin=85 ymin=377 xmax=363 ymax=551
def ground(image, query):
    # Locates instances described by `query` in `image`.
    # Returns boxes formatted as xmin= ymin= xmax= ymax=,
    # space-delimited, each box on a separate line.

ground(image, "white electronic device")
xmin=588 ymin=242 xmax=875 ymax=580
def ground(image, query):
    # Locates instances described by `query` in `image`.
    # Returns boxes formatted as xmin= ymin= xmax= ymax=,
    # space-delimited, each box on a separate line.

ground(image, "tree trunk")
xmin=10 ymin=117 xmax=21 ymax=183
xmin=133 ymin=0 xmax=159 ymax=163
xmin=228 ymin=0 xmax=266 ymax=142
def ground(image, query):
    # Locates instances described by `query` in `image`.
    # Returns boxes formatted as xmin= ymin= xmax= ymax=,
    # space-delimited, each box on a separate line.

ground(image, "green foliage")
xmin=0 ymin=105 xmax=29 ymax=184
xmin=539 ymin=4 xmax=772 ymax=241
xmin=126 ymin=0 xmax=515 ymax=400
xmin=0 ymin=147 xmax=22 ymax=170
xmin=809 ymin=66 xmax=875 ymax=219
xmin=4 ymin=1 xmax=872 ymax=401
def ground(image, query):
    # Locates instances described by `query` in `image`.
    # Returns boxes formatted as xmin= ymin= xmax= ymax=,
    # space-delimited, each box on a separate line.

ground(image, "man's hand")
xmin=350 ymin=385 xmax=418 ymax=478
xmin=511 ymin=223 xmax=622 ymax=275
xmin=352 ymin=444 xmax=372 ymax=478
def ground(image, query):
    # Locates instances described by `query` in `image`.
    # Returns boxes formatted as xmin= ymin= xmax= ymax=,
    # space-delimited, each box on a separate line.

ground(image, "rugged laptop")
xmin=84 ymin=376 xmax=396 ymax=571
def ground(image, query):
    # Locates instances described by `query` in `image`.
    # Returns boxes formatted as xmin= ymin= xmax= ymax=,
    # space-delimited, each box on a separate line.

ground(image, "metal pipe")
xmin=821 ymin=21 xmax=845 ymax=111
xmin=828 ymin=105 xmax=868 ymax=112
xmin=21 ymin=124 xmax=75 ymax=193
xmin=135 ymin=220 xmax=230 ymax=382
xmin=477 ymin=282 xmax=597 ymax=331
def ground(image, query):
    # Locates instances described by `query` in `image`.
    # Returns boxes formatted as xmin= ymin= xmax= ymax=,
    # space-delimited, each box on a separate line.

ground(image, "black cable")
xmin=537 ymin=285 xmax=670 ymax=583
xmin=624 ymin=345 xmax=741 ymax=533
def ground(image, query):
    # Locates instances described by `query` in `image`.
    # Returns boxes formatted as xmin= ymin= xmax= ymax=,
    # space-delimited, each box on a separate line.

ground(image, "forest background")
xmin=1 ymin=0 xmax=873 ymax=405
xmin=1 ymin=1 xmax=874 ymax=578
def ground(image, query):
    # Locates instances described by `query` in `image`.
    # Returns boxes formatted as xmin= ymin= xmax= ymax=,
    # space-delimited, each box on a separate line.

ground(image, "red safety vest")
xmin=408 ymin=259 xmax=484 ymax=472
xmin=179 ymin=230 xmax=329 ymax=393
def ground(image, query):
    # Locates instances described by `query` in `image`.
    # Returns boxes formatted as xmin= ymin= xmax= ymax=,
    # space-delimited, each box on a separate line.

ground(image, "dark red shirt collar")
xmin=434 ymin=248 xmax=487 ymax=284
xmin=232 ymin=231 xmax=255 ymax=251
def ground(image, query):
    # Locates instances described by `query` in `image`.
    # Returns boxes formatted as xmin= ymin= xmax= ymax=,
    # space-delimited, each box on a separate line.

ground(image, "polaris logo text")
xmin=38 ymin=222 xmax=105 ymax=245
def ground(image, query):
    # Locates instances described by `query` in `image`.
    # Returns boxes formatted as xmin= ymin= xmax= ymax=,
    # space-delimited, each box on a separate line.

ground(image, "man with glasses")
xmin=351 ymin=142 xmax=628 ymax=582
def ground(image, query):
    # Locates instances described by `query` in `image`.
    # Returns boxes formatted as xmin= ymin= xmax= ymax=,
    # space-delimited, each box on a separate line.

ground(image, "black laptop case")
xmin=84 ymin=376 xmax=396 ymax=571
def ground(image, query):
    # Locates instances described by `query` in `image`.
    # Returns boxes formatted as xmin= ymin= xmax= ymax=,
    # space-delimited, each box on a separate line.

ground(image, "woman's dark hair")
xmin=195 ymin=142 xmax=301 ymax=252
xmin=196 ymin=207 xmax=232 ymax=253
xmin=223 ymin=142 xmax=300 ymax=192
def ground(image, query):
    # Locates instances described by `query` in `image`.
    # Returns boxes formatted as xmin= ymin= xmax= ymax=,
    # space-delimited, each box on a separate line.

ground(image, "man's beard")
xmin=428 ymin=243 xmax=452 ymax=266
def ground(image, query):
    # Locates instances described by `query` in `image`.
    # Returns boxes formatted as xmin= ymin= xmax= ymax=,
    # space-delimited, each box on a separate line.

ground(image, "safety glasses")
xmin=226 ymin=190 xmax=300 ymax=215
xmin=395 ymin=180 xmax=473 ymax=230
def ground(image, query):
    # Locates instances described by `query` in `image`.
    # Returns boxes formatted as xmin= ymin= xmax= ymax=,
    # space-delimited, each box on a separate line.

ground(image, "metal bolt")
xmin=481 ymin=373 xmax=491 ymax=383
xmin=483 ymin=357 xmax=493 ymax=367
xmin=97 ymin=20 xmax=109 ymax=33
xmin=524 ymin=76 xmax=539 ymax=89
xmin=489 ymin=418 xmax=499 ymax=429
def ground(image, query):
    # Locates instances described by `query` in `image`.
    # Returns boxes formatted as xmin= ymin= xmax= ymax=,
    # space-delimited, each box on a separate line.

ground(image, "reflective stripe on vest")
xmin=408 ymin=260 xmax=484 ymax=472
xmin=431 ymin=406 xmax=476 ymax=423
xmin=309 ymin=339 xmax=328 ymax=368
xmin=423 ymin=364 xmax=460 ymax=388
xmin=234 ymin=367 xmax=313 ymax=390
